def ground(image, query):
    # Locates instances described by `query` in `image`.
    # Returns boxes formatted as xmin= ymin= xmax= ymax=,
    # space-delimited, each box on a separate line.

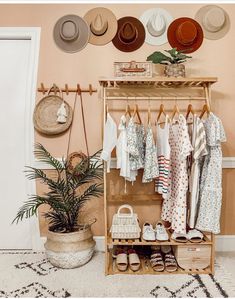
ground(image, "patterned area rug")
xmin=0 ymin=251 xmax=234 ymax=297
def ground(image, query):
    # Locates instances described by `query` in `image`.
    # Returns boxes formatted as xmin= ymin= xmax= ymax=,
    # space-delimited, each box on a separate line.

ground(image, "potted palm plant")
xmin=13 ymin=143 xmax=103 ymax=269
xmin=147 ymin=48 xmax=192 ymax=77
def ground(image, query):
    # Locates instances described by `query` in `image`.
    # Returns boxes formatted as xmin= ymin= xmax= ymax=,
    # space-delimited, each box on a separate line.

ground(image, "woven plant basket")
xmin=33 ymin=95 xmax=73 ymax=135
xmin=164 ymin=64 xmax=185 ymax=77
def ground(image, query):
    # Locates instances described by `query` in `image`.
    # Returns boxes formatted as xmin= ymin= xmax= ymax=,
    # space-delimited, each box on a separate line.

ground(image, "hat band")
xmin=60 ymin=20 xmax=79 ymax=42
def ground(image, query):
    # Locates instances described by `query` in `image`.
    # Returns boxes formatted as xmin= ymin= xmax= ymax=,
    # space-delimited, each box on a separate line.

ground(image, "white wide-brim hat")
xmin=195 ymin=5 xmax=230 ymax=40
xmin=140 ymin=8 xmax=173 ymax=46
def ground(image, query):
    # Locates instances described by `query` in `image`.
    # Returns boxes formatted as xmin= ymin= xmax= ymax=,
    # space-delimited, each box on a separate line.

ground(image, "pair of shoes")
xmin=150 ymin=245 xmax=178 ymax=272
xmin=115 ymin=248 xmax=140 ymax=272
xmin=142 ymin=221 xmax=168 ymax=241
xmin=171 ymin=229 xmax=204 ymax=243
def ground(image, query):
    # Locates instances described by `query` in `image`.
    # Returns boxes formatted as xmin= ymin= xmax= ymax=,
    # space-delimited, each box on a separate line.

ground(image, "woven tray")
xmin=33 ymin=95 xmax=73 ymax=135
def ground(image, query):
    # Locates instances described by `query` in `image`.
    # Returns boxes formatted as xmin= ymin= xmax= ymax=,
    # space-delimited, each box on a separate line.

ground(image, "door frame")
xmin=0 ymin=27 xmax=41 ymax=250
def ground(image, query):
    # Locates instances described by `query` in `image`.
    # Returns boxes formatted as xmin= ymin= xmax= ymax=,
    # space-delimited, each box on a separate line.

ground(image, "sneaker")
xmin=142 ymin=222 xmax=155 ymax=241
xmin=155 ymin=221 xmax=169 ymax=241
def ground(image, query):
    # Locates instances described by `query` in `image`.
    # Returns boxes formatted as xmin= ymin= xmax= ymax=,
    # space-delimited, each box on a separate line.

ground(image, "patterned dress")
xmin=142 ymin=124 xmax=159 ymax=183
xmin=127 ymin=117 xmax=145 ymax=171
xmin=196 ymin=113 xmax=226 ymax=234
xmin=161 ymin=114 xmax=193 ymax=234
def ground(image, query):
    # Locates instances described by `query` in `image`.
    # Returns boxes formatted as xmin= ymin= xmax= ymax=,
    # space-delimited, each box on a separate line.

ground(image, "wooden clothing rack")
xmin=99 ymin=76 xmax=217 ymax=276
xmin=37 ymin=83 xmax=97 ymax=95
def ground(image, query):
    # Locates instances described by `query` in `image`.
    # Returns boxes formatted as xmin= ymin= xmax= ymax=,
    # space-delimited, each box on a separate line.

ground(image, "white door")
xmin=0 ymin=29 xmax=40 ymax=249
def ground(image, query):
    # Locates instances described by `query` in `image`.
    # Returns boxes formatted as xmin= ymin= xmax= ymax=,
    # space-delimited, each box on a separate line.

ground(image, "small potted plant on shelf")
xmin=147 ymin=48 xmax=192 ymax=77
xmin=13 ymin=143 xmax=103 ymax=269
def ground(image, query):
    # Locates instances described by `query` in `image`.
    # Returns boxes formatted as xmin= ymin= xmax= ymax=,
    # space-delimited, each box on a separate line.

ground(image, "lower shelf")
xmin=107 ymin=252 xmax=212 ymax=275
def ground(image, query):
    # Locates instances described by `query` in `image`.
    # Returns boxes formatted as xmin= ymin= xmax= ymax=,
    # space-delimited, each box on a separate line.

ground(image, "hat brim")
xmin=84 ymin=7 xmax=118 ymax=45
xmin=140 ymin=8 xmax=173 ymax=46
xmin=53 ymin=14 xmax=90 ymax=53
xmin=167 ymin=17 xmax=204 ymax=53
xmin=195 ymin=5 xmax=230 ymax=40
xmin=112 ymin=16 xmax=145 ymax=52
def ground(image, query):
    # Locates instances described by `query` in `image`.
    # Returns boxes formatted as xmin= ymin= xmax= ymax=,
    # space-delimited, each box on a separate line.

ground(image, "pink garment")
xmin=161 ymin=114 xmax=193 ymax=234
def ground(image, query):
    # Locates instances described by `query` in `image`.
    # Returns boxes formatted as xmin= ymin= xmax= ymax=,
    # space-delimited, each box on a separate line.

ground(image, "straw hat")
xmin=112 ymin=16 xmax=145 ymax=52
xmin=140 ymin=8 xmax=173 ymax=45
xmin=167 ymin=17 xmax=204 ymax=53
xmin=53 ymin=14 xmax=90 ymax=53
xmin=195 ymin=5 xmax=230 ymax=40
xmin=84 ymin=7 xmax=118 ymax=45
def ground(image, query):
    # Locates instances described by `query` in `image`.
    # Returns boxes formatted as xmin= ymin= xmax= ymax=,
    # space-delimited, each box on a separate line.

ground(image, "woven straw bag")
xmin=110 ymin=204 xmax=141 ymax=239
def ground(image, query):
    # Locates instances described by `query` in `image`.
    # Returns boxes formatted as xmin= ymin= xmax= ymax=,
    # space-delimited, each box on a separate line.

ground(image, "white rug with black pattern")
xmin=0 ymin=251 xmax=234 ymax=297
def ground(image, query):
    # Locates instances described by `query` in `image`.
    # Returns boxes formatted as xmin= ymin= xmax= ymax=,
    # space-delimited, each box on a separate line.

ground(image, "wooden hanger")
xmin=157 ymin=104 xmax=166 ymax=123
xmin=133 ymin=104 xmax=142 ymax=124
xmin=171 ymin=104 xmax=180 ymax=121
xmin=200 ymin=103 xmax=210 ymax=119
xmin=125 ymin=104 xmax=132 ymax=118
xmin=186 ymin=104 xmax=195 ymax=120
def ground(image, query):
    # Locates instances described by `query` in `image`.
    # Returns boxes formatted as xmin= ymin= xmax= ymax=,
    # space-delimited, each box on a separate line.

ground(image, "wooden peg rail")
xmin=37 ymin=83 xmax=97 ymax=95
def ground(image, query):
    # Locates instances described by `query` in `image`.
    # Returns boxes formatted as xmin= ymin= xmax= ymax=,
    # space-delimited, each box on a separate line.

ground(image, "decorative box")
xmin=114 ymin=61 xmax=153 ymax=78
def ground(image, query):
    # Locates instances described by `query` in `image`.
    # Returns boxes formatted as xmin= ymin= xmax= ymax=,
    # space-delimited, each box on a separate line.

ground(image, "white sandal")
xmin=187 ymin=229 xmax=204 ymax=243
xmin=116 ymin=249 xmax=128 ymax=271
xmin=128 ymin=249 xmax=140 ymax=272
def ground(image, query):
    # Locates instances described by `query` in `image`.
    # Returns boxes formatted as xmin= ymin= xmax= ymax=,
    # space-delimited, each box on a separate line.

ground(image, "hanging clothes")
xmin=142 ymin=124 xmax=159 ymax=183
xmin=116 ymin=115 xmax=136 ymax=182
xmin=196 ymin=112 xmax=226 ymax=234
xmin=100 ymin=113 xmax=117 ymax=172
xmin=161 ymin=114 xmax=193 ymax=234
xmin=155 ymin=115 xmax=171 ymax=198
xmin=187 ymin=115 xmax=208 ymax=228
xmin=127 ymin=117 xmax=145 ymax=172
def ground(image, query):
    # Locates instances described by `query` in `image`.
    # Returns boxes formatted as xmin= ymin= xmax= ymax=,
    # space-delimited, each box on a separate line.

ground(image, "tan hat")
xmin=53 ymin=14 xmax=90 ymax=53
xmin=195 ymin=5 xmax=230 ymax=40
xmin=84 ymin=7 xmax=118 ymax=45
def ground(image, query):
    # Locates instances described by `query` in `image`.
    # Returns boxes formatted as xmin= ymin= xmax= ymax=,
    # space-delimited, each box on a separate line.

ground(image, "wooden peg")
xmin=77 ymin=84 xmax=81 ymax=95
xmin=53 ymin=83 xmax=57 ymax=95
xmin=40 ymin=83 xmax=46 ymax=95
xmin=89 ymin=84 xmax=93 ymax=95
xmin=65 ymin=84 xmax=69 ymax=95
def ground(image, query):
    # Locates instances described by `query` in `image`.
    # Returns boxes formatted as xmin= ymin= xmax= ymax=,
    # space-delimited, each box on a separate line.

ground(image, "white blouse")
xmin=100 ymin=113 xmax=117 ymax=172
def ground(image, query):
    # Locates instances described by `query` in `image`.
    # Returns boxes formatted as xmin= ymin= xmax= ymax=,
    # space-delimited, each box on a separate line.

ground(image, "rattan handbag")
xmin=110 ymin=204 xmax=141 ymax=239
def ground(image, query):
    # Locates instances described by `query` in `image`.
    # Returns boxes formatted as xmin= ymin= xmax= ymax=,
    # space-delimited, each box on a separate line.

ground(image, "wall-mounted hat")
xmin=84 ymin=7 xmax=118 ymax=45
xmin=112 ymin=16 xmax=145 ymax=52
xmin=140 ymin=8 xmax=173 ymax=46
xmin=195 ymin=5 xmax=230 ymax=40
xmin=53 ymin=14 xmax=90 ymax=53
xmin=167 ymin=17 xmax=203 ymax=53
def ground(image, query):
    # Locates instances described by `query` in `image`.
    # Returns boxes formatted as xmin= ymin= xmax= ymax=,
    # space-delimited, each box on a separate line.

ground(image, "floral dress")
xmin=127 ymin=117 xmax=145 ymax=171
xmin=196 ymin=113 xmax=226 ymax=234
xmin=161 ymin=114 xmax=193 ymax=234
xmin=142 ymin=124 xmax=159 ymax=183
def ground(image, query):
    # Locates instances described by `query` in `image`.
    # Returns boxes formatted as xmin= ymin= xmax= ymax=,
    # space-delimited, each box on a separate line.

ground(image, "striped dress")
xmin=155 ymin=117 xmax=171 ymax=199
xmin=187 ymin=115 xmax=208 ymax=228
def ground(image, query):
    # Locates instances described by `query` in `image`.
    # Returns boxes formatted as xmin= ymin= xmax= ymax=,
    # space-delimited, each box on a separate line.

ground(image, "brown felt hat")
xmin=167 ymin=17 xmax=204 ymax=53
xmin=53 ymin=14 xmax=90 ymax=53
xmin=112 ymin=16 xmax=146 ymax=52
xmin=84 ymin=7 xmax=118 ymax=45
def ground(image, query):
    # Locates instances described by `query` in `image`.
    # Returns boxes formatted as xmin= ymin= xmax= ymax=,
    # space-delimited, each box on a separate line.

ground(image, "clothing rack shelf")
xmin=100 ymin=76 xmax=217 ymax=276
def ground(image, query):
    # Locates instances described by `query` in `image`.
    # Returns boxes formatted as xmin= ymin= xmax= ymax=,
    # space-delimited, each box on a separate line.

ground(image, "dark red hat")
xmin=112 ymin=16 xmax=145 ymax=52
xmin=167 ymin=17 xmax=203 ymax=53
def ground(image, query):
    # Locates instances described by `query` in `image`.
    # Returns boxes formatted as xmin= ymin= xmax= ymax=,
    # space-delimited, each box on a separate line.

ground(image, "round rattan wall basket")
xmin=33 ymin=95 xmax=73 ymax=135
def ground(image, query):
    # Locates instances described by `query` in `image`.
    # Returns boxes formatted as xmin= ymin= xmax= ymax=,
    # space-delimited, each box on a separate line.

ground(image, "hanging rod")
xmin=105 ymin=96 xmax=207 ymax=101
xmin=37 ymin=83 xmax=97 ymax=95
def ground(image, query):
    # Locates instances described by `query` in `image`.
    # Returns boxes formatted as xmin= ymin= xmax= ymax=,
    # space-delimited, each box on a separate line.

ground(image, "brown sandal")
xmin=150 ymin=251 xmax=165 ymax=272
xmin=164 ymin=251 xmax=178 ymax=272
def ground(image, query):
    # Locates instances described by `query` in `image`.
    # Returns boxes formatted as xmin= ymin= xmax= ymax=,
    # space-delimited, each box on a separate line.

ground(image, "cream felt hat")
xmin=84 ymin=7 xmax=118 ymax=45
xmin=140 ymin=8 xmax=173 ymax=45
xmin=195 ymin=5 xmax=230 ymax=40
xmin=53 ymin=14 xmax=90 ymax=53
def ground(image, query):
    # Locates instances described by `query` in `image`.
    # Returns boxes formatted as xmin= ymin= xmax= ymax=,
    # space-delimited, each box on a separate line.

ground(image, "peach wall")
xmin=0 ymin=3 xmax=234 ymax=235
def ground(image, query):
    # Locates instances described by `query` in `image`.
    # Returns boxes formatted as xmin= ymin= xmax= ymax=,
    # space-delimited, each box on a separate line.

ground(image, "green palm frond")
xmin=34 ymin=143 xmax=64 ymax=173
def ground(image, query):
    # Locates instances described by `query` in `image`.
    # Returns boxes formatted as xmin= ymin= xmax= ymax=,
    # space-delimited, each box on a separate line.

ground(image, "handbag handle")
xmin=117 ymin=204 xmax=133 ymax=218
xmin=47 ymin=83 xmax=63 ymax=98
